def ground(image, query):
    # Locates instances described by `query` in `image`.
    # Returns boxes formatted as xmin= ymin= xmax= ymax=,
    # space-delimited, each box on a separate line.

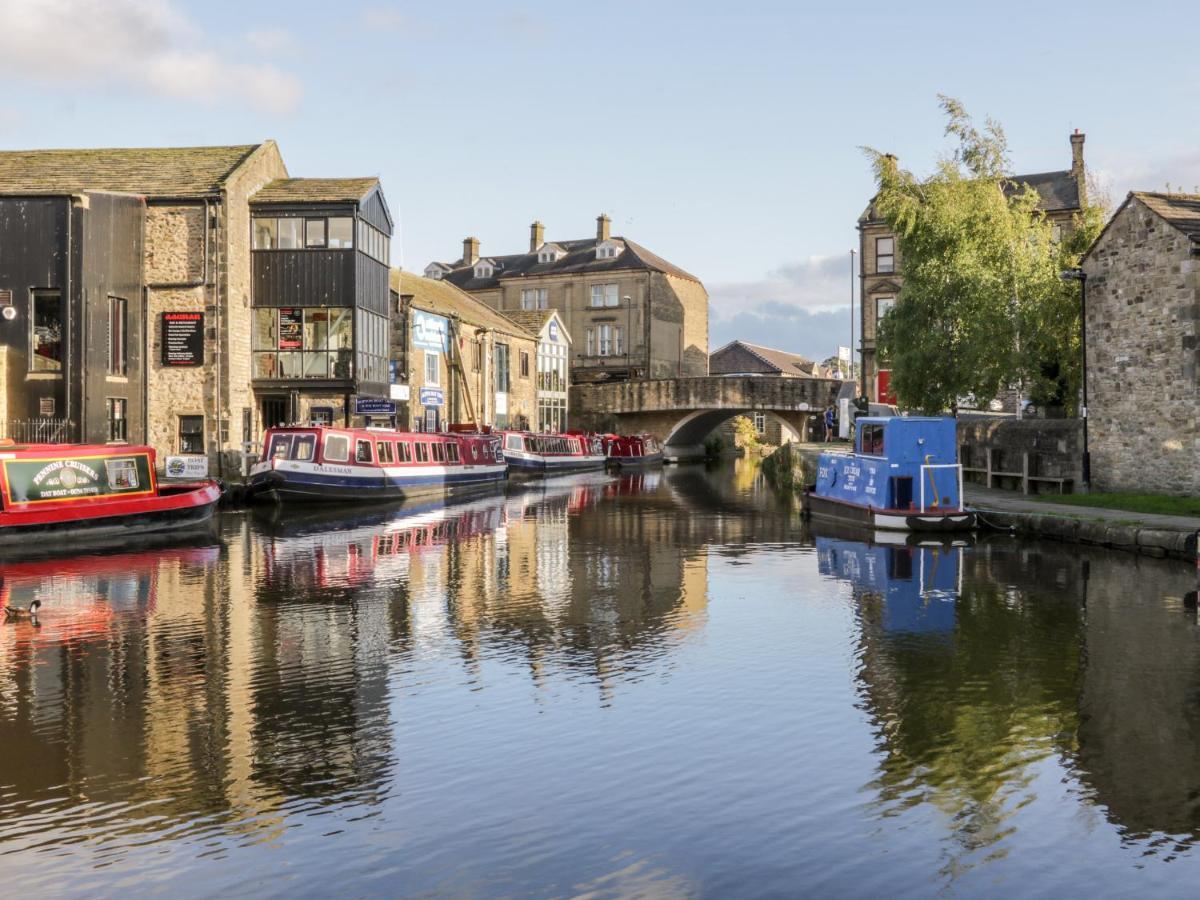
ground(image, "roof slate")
xmin=392 ymin=270 xmax=536 ymax=338
xmin=859 ymin=168 xmax=1082 ymax=223
xmin=0 ymin=144 xmax=264 ymax=197
xmin=499 ymin=308 xmax=572 ymax=343
xmin=1133 ymin=191 xmax=1200 ymax=242
xmin=711 ymin=340 xmax=820 ymax=376
xmin=251 ymin=177 xmax=380 ymax=204
xmin=441 ymin=235 xmax=701 ymax=290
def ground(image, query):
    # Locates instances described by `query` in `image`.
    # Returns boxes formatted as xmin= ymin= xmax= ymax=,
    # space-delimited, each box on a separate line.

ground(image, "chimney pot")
xmin=1070 ymin=131 xmax=1086 ymax=175
xmin=596 ymin=213 xmax=611 ymax=242
xmin=463 ymin=236 xmax=480 ymax=266
xmin=530 ymin=220 xmax=545 ymax=252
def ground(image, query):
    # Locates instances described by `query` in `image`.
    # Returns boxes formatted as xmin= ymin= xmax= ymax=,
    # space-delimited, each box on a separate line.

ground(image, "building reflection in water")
xmin=0 ymin=469 xmax=713 ymax=857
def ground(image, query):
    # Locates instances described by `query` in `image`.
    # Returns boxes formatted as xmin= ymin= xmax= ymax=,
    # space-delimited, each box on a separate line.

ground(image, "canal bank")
xmin=780 ymin=443 xmax=1199 ymax=562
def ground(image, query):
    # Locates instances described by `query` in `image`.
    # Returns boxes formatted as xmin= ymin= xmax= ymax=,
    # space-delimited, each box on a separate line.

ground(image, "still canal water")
xmin=1 ymin=461 xmax=1199 ymax=897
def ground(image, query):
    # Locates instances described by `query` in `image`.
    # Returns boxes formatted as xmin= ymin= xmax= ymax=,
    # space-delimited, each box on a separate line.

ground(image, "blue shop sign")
xmin=419 ymin=387 xmax=445 ymax=407
xmin=548 ymin=319 xmax=559 ymax=342
xmin=354 ymin=397 xmax=397 ymax=415
xmin=412 ymin=309 xmax=449 ymax=352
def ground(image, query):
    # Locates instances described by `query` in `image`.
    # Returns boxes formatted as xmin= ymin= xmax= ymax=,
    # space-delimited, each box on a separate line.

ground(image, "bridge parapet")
xmin=571 ymin=376 xmax=843 ymax=457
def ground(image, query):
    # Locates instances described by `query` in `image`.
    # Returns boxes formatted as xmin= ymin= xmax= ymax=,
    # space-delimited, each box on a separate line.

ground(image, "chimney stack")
xmin=1070 ymin=130 xmax=1086 ymax=176
xmin=530 ymin=220 xmax=545 ymax=252
xmin=596 ymin=214 xmax=611 ymax=242
xmin=463 ymin=236 xmax=480 ymax=266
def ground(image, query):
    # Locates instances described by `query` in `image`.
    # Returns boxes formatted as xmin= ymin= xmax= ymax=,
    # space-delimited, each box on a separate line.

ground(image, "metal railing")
xmin=919 ymin=463 xmax=964 ymax=513
xmin=3 ymin=418 xmax=72 ymax=444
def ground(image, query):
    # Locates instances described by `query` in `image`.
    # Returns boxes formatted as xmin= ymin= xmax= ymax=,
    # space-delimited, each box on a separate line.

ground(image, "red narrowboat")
xmin=602 ymin=433 xmax=664 ymax=469
xmin=0 ymin=442 xmax=220 ymax=545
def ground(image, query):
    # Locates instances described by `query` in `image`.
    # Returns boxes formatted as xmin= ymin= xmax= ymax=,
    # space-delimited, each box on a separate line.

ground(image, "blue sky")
xmin=1 ymin=0 xmax=1197 ymax=360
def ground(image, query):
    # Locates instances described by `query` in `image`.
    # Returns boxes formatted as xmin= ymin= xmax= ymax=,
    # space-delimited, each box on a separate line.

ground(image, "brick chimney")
xmin=596 ymin=214 xmax=611 ymax=242
xmin=1070 ymin=130 xmax=1087 ymax=206
xmin=530 ymin=220 xmax=544 ymax=252
xmin=462 ymin=236 xmax=480 ymax=266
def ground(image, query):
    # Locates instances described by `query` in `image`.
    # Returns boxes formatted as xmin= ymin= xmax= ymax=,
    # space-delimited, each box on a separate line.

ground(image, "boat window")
xmin=356 ymin=440 xmax=373 ymax=463
xmin=505 ymin=434 xmax=523 ymax=451
xmin=376 ymin=441 xmax=395 ymax=464
xmin=859 ymin=424 xmax=885 ymax=456
xmin=268 ymin=434 xmax=293 ymax=460
xmin=432 ymin=443 xmax=446 ymax=462
xmin=447 ymin=443 xmax=460 ymax=463
xmin=396 ymin=442 xmax=412 ymax=462
xmin=324 ymin=433 xmax=350 ymax=462
xmin=293 ymin=435 xmax=315 ymax=461
xmin=415 ymin=443 xmax=429 ymax=462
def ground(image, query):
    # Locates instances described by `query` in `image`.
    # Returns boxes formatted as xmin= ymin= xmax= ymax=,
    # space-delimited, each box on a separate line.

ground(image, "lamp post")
xmin=1060 ymin=268 xmax=1090 ymax=490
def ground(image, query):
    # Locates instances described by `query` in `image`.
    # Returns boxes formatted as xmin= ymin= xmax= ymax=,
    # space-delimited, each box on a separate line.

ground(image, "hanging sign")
xmin=278 ymin=308 xmax=303 ymax=350
xmin=161 ymin=312 xmax=204 ymax=366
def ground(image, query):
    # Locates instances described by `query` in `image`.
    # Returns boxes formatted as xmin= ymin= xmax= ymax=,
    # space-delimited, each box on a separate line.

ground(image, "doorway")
xmin=261 ymin=395 xmax=289 ymax=430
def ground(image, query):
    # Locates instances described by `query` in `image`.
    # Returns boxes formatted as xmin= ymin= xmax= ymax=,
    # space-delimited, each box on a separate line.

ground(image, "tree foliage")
xmin=864 ymin=96 xmax=1106 ymax=413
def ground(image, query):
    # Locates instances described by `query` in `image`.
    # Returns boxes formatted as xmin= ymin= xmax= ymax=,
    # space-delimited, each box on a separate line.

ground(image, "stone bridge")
xmin=570 ymin=376 xmax=843 ymax=458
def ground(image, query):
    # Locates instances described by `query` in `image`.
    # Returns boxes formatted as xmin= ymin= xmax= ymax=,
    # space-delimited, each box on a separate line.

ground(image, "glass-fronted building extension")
xmin=250 ymin=177 xmax=393 ymax=428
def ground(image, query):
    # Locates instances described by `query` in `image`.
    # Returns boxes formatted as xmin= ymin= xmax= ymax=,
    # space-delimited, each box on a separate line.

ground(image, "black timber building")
xmin=249 ymin=178 xmax=394 ymax=428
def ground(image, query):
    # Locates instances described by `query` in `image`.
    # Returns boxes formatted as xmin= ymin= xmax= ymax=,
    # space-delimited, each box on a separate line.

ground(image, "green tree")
xmin=864 ymin=97 xmax=1106 ymax=413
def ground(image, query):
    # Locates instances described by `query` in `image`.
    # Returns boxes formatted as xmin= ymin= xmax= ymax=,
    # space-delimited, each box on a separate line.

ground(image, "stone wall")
xmin=661 ymin=272 xmax=709 ymax=377
xmin=1083 ymin=196 xmax=1200 ymax=493
xmin=957 ymin=415 xmax=1083 ymax=492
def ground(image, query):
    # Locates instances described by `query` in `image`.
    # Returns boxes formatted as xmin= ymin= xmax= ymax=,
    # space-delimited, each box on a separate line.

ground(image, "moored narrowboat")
xmin=803 ymin=416 xmax=975 ymax=532
xmin=499 ymin=430 xmax=607 ymax=476
xmin=602 ymin=433 xmax=664 ymax=469
xmin=248 ymin=425 xmax=505 ymax=503
xmin=0 ymin=443 xmax=220 ymax=544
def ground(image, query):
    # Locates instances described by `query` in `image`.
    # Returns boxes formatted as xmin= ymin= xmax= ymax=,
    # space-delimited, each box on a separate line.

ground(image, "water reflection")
xmin=2 ymin=463 xmax=1200 ymax=893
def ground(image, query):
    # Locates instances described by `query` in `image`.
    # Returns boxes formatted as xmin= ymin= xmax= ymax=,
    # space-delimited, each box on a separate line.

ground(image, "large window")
xmin=278 ymin=218 xmax=303 ymax=249
xmin=328 ymin=217 xmax=353 ymax=248
xmin=106 ymin=398 xmax=127 ymax=441
xmin=537 ymin=340 xmax=567 ymax=394
xmin=590 ymin=283 xmax=619 ymax=308
xmin=356 ymin=220 xmax=390 ymax=265
xmin=305 ymin=218 xmax=326 ymax=248
xmin=876 ymin=236 xmax=895 ymax=274
xmin=179 ymin=415 xmax=204 ymax=454
xmin=355 ymin=309 xmax=389 ymax=384
xmin=520 ymin=350 xmax=530 ymax=378
xmin=876 ymin=297 xmax=895 ymax=329
xmin=521 ymin=288 xmax=548 ymax=310
xmin=494 ymin=343 xmax=510 ymax=393
xmin=107 ymin=296 xmax=127 ymax=376
xmin=253 ymin=216 xmax=359 ymax=251
xmin=592 ymin=324 xmax=622 ymax=357
xmin=31 ymin=291 xmax=63 ymax=372
xmin=424 ymin=351 xmax=440 ymax=386
xmin=253 ymin=307 xmax=353 ymax=380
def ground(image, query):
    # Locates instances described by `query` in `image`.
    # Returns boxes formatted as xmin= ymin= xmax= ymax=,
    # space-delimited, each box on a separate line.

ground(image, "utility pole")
xmin=849 ymin=249 xmax=856 ymax=384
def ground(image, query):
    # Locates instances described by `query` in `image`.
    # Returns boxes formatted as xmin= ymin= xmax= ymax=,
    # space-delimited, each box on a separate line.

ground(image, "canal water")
xmin=1 ymin=461 xmax=1199 ymax=897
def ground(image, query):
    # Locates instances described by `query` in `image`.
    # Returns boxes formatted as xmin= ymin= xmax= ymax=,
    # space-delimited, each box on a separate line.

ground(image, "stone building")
xmin=425 ymin=215 xmax=708 ymax=385
xmin=0 ymin=144 xmax=393 ymax=474
xmin=500 ymin=308 xmax=572 ymax=432
xmin=710 ymin=340 xmax=828 ymax=378
xmin=391 ymin=271 xmax=539 ymax=431
xmin=1081 ymin=191 xmax=1200 ymax=493
xmin=858 ymin=131 xmax=1088 ymax=403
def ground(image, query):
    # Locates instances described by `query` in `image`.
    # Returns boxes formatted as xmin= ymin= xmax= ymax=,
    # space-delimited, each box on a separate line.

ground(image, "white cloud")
xmin=0 ymin=0 xmax=301 ymax=114
xmin=709 ymin=253 xmax=852 ymax=318
xmin=1093 ymin=148 xmax=1200 ymax=201
xmin=245 ymin=28 xmax=296 ymax=55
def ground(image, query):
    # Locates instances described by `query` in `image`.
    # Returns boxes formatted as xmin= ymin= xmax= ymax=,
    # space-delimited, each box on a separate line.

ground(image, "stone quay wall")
xmin=957 ymin=415 xmax=1084 ymax=493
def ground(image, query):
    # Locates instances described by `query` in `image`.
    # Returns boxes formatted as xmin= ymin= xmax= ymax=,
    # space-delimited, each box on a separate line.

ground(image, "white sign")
xmin=838 ymin=345 xmax=851 ymax=363
xmin=165 ymin=455 xmax=209 ymax=479
xmin=390 ymin=383 xmax=411 ymax=401
xmin=495 ymin=393 xmax=508 ymax=415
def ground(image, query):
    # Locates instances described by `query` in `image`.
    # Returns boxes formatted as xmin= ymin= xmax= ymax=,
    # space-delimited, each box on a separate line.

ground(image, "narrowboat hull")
xmin=605 ymin=450 xmax=665 ymax=469
xmin=0 ymin=481 xmax=221 ymax=544
xmin=803 ymin=488 xmax=975 ymax=533
xmin=249 ymin=460 xmax=508 ymax=504
xmin=504 ymin=451 xmax=607 ymax=476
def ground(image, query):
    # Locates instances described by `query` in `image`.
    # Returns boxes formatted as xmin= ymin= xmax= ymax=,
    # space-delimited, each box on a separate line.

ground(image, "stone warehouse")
xmin=391 ymin=271 xmax=548 ymax=433
xmin=0 ymin=144 xmax=393 ymax=473
xmin=425 ymin=215 xmax=708 ymax=385
xmin=858 ymin=130 xmax=1088 ymax=404
xmin=1081 ymin=192 xmax=1200 ymax=493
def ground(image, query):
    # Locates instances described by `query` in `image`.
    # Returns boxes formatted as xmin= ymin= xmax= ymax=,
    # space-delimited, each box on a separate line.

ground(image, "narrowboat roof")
xmin=0 ymin=442 xmax=155 ymax=456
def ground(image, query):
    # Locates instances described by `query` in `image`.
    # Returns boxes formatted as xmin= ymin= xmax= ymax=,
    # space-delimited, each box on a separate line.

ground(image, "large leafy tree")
xmin=865 ymin=97 xmax=1106 ymax=413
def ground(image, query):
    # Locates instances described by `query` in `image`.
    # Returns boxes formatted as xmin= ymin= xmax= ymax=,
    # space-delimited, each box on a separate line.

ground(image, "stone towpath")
xmin=965 ymin=484 xmax=1200 ymax=532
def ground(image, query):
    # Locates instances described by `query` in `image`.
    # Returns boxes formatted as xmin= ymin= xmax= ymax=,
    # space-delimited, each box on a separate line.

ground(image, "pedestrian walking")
xmin=823 ymin=404 xmax=835 ymax=443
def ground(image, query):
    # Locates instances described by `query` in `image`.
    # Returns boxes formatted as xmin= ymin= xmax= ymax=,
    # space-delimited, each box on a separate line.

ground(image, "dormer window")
xmin=538 ymin=242 xmax=564 ymax=264
xmin=596 ymin=240 xmax=623 ymax=260
xmin=424 ymin=263 xmax=447 ymax=280
xmin=474 ymin=260 xmax=494 ymax=278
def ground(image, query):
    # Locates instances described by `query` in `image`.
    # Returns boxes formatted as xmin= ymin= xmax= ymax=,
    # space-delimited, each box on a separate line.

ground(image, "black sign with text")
xmin=161 ymin=312 xmax=204 ymax=366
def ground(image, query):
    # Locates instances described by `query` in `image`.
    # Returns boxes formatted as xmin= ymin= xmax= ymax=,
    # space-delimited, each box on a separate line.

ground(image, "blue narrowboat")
xmin=804 ymin=416 xmax=975 ymax=532
xmin=499 ymin=430 xmax=607 ymax=476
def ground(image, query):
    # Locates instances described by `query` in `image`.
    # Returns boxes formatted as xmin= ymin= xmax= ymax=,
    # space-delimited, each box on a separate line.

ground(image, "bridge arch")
xmin=664 ymin=408 xmax=806 ymax=448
